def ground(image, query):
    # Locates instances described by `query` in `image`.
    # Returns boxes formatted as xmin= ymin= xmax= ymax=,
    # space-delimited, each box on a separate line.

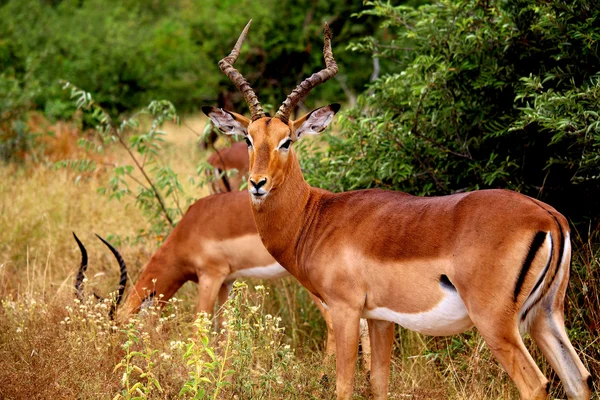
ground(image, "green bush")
xmin=0 ymin=0 xmax=378 ymax=120
xmin=0 ymin=70 xmax=40 ymax=162
xmin=302 ymin=0 xmax=600 ymax=230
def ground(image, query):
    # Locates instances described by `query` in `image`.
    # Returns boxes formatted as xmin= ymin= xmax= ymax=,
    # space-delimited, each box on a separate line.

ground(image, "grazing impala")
xmin=74 ymin=190 xmax=371 ymax=368
xmin=203 ymin=21 xmax=592 ymax=400
xmin=206 ymin=141 xmax=249 ymax=193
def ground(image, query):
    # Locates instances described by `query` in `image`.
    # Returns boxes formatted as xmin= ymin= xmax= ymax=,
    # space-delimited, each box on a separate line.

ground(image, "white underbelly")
xmin=362 ymin=289 xmax=473 ymax=336
xmin=227 ymin=262 xmax=289 ymax=280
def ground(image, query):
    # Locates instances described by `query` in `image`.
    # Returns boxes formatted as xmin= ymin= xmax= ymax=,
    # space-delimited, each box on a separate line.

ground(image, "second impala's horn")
xmin=73 ymin=233 xmax=128 ymax=318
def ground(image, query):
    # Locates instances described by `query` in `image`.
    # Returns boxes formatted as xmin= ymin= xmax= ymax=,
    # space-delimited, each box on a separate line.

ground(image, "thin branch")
xmin=183 ymin=122 xmax=202 ymax=137
xmin=94 ymin=103 xmax=175 ymax=227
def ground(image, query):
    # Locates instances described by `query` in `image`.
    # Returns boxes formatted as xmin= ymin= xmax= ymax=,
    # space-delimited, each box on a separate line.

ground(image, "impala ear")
xmin=291 ymin=103 xmax=340 ymax=141
xmin=202 ymin=106 xmax=250 ymax=136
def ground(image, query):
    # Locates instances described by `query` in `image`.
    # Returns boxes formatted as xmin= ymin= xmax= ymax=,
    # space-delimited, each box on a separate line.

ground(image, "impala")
xmin=206 ymin=141 xmax=248 ymax=193
xmin=74 ymin=190 xmax=370 ymax=368
xmin=203 ymin=21 xmax=592 ymax=400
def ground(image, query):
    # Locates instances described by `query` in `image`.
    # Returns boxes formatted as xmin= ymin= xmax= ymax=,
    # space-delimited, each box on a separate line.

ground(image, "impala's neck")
xmin=250 ymin=150 xmax=320 ymax=281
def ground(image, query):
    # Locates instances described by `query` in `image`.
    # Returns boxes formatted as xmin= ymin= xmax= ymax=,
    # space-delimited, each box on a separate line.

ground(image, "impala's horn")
xmin=73 ymin=232 xmax=88 ymax=301
xmin=219 ymin=20 xmax=266 ymax=121
xmin=275 ymin=23 xmax=338 ymax=124
xmin=95 ymin=234 xmax=128 ymax=314
xmin=73 ymin=233 xmax=128 ymax=318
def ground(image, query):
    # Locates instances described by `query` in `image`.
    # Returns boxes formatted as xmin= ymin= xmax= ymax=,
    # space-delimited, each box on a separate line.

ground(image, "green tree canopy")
xmin=0 ymin=0 xmax=379 ymax=119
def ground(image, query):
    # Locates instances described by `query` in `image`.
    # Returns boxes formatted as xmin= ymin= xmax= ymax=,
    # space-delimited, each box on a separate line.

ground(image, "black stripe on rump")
xmin=513 ymin=231 xmax=547 ymax=302
xmin=520 ymin=219 xmax=566 ymax=322
xmin=440 ymin=274 xmax=457 ymax=291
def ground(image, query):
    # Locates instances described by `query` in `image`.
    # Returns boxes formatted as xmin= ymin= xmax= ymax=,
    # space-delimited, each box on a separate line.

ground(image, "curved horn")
xmin=95 ymin=234 xmax=128 ymax=315
xmin=275 ymin=23 xmax=339 ymax=123
xmin=73 ymin=232 xmax=88 ymax=301
xmin=219 ymin=20 xmax=266 ymax=121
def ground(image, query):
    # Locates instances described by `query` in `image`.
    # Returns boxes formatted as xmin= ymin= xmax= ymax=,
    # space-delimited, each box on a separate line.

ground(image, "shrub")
xmin=302 ymin=0 xmax=600 ymax=231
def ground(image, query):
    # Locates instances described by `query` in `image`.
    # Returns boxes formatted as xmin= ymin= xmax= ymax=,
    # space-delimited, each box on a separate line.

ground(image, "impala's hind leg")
xmin=527 ymin=249 xmax=592 ymax=399
xmin=475 ymin=317 xmax=548 ymax=400
xmin=529 ymin=310 xmax=592 ymax=399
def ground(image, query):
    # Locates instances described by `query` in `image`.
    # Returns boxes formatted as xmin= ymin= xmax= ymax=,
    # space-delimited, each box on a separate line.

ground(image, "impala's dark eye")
xmin=280 ymin=139 xmax=292 ymax=150
xmin=244 ymin=137 xmax=252 ymax=148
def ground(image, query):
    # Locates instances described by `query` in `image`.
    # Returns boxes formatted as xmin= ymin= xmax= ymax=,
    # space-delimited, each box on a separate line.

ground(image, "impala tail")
xmin=73 ymin=232 xmax=128 ymax=318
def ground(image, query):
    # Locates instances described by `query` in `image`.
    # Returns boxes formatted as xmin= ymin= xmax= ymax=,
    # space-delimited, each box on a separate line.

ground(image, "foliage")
xmin=56 ymin=83 xmax=194 ymax=242
xmin=178 ymin=312 xmax=231 ymax=399
xmin=0 ymin=68 xmax=41 ymax=162
xmin=302 ymin=0 xmax=600 ymax=229
xmin=113 ymin=325 xmax=163 ymax=399
xmin=176 ymin=282 xmax=297 ymax=399
xmin=0 ymin=0 xmax=379 ymax=122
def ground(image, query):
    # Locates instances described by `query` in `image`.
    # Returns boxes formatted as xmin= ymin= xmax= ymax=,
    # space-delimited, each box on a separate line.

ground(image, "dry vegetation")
xmin=0 ymin=116 xmax=598 ymax=399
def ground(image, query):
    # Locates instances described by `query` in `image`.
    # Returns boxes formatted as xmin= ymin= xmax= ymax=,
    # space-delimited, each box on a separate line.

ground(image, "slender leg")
xmin=359 ymin=318 xmax=372 ymax=373
xmin=330 ymin=304 xmax=362 ymax=400
xmin=195 ymin=273 xmax=226 ymax=315
xmin=367 ymin=319 xmax=394 ymax=400
xmin=475 ymin=319 xmax=548 ymax=400
xmin=530 ymin=310 xmax=592 ymax=399
xmin=215 ymin=281 xmax=233 ymax=331
xmin=310 ymin=293 xmax=336 ymax=358
xmin=528 ymin=243 xmax=592 ymax=400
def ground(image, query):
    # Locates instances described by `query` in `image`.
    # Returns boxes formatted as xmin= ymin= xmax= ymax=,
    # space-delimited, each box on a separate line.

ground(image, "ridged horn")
xmin=72 ymin=233 xmax=128 ymax=319
xmin=275 ymin=23 xmax=338 ymax=124
xmin=95 ymin=234 xmax=128 ymax=315
xmin=219 ymin=20 xmax=265 ymax=121
xmin=73 ymin=232 xmax=88 ymax=301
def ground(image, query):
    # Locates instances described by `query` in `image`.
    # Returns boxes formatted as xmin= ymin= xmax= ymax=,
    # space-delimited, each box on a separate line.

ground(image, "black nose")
xmin=250 ymin=177 xmax=267 ymax=190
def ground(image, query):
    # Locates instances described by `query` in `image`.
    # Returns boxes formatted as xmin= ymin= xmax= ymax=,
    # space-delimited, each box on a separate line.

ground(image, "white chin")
xmin=250 ymin=193 xmax=268 ymax=205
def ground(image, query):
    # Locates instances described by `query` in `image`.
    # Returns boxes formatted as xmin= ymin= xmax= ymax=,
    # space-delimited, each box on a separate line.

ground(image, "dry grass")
xmin=0 ymin=114 xmax=598 ymax=399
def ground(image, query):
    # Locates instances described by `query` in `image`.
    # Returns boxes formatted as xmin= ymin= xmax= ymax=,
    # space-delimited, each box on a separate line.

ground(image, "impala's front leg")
xmin=330 ymin=303 xmax=362 ymax=399
xmin=195 ymin=273 xmax=226 ymax=316
xmin=310 ymin=293 xmax=336 ymax=359
xmin=359 ymin=318 xmax=372 ymax=373
xmin=367 ymin=319 xmax=394 ymax=399
xmin=214 ymin=281 xmax=233 ymax=331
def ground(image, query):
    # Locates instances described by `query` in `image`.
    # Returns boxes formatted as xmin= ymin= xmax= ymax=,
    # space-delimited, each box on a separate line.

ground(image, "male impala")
xmin=203 ymin=21 xmax=592 ymax=400
xmin=74 ymin=190 xmax=370 ymax=367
